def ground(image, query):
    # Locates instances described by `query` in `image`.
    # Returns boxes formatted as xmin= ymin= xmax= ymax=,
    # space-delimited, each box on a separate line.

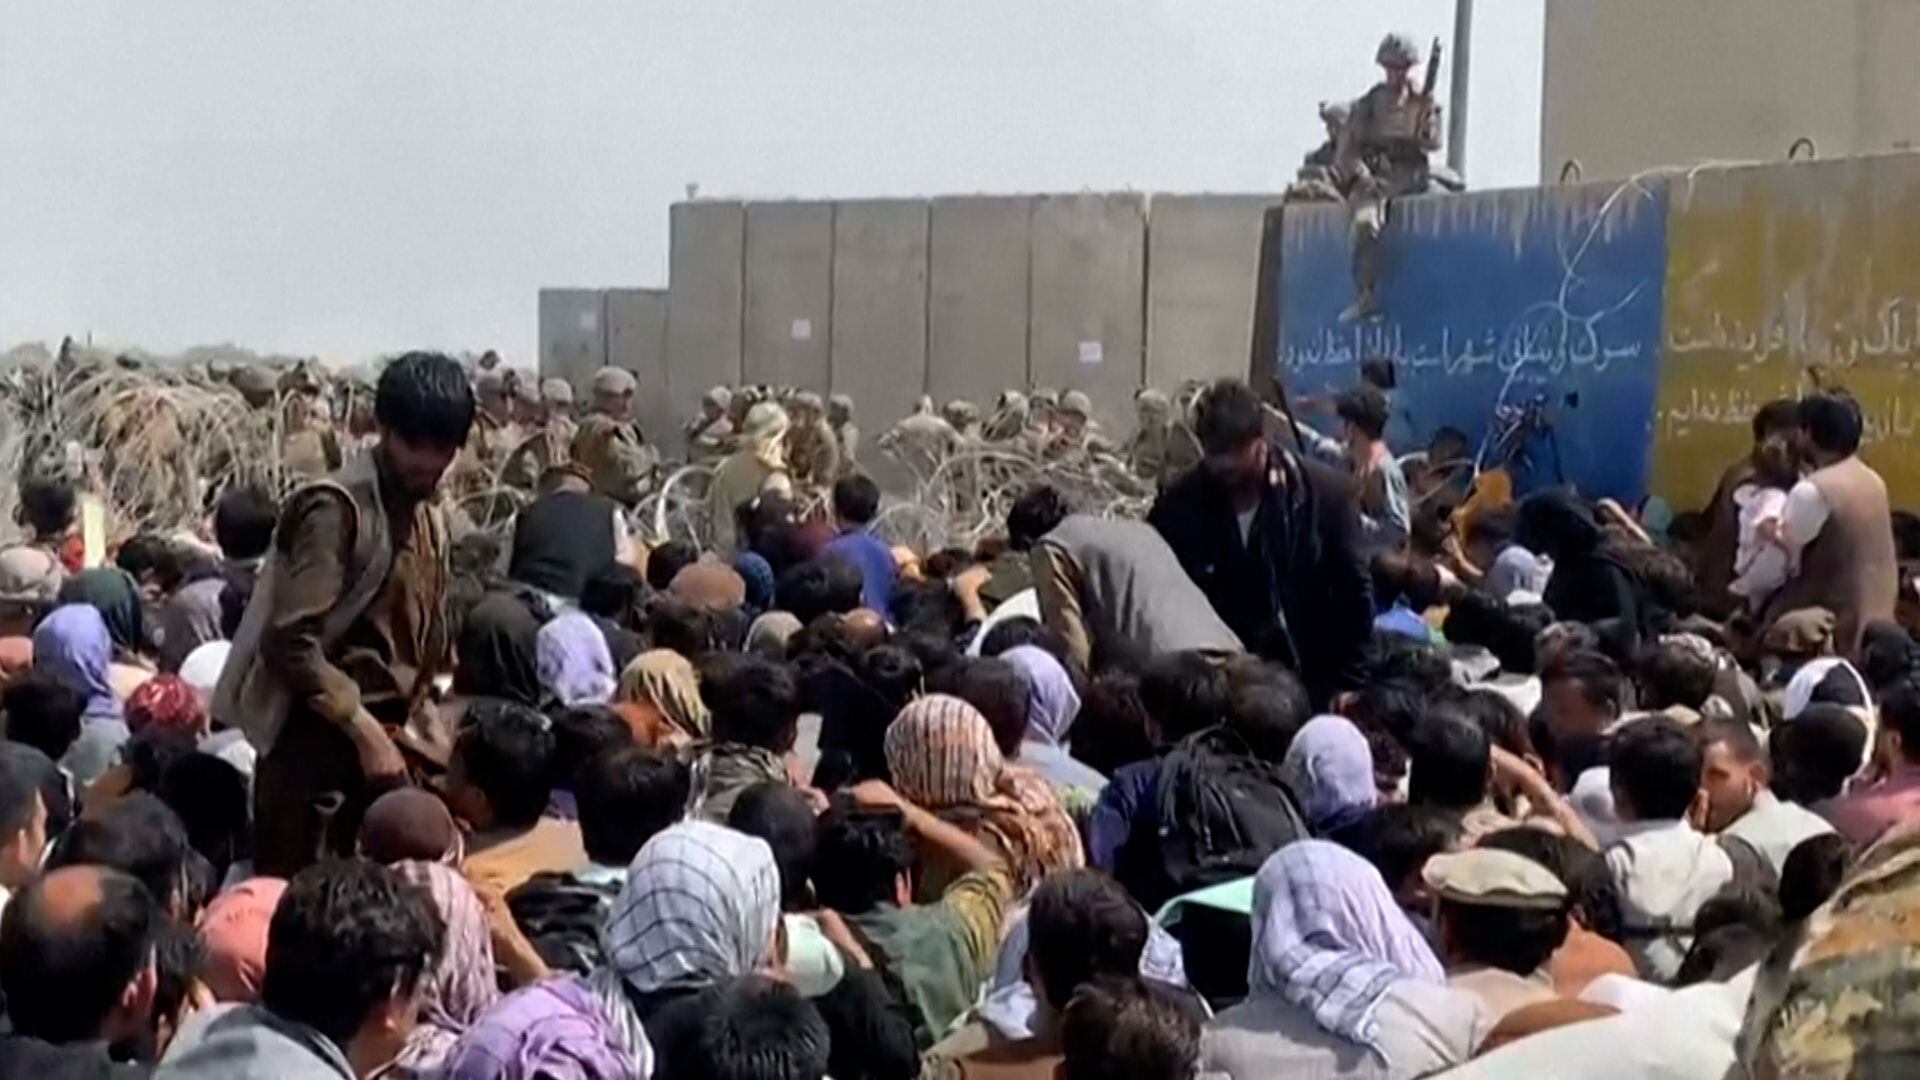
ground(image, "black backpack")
xmin=1117 ymin=726 xmax=1310 ymax=911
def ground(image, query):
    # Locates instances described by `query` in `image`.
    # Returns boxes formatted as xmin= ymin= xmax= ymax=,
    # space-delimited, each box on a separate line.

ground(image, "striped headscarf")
xmin=391 ymin=860 xmax=501 ymax=1075
xmin=1249 ymin=840 xmax=1445 ymax=1055
xmin=884 ymin=693 xmax=1084 ymax=889
xmin=603 ymin=821 xmax=781 ymax=996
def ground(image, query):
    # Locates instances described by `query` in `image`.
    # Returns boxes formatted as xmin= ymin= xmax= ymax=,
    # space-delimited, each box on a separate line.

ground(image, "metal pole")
xmin=1446 ymin=0 xmax=1473 ymax=177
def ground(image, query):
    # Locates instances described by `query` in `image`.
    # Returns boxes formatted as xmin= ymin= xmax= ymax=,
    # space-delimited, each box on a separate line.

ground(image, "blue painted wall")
xmin=1274 ymin=181 xmax=1670 ymax=502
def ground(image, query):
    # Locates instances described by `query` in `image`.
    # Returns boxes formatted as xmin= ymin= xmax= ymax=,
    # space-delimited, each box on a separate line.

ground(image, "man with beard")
xmin=215 ymin=352 xmax=474 ymax=876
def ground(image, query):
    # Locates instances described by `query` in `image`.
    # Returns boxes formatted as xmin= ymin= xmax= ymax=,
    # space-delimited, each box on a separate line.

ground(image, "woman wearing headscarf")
xmin=389 ymin=861 xmax=502 ymax=1077
xmin=1282 ymin=715 xmax=1379 ymax=836
xmin=536 ymin=612 xmax=617 ymax=708
xmin=59 ymin=566 xmax=156 ymax=700
xmin=707 ymin=402 xmax=793 ymax=553
xmin=441 ymin=978 xmax=652 ymax=1080
xmin=33 ymin=603 xmax=130 ymax=785
xmin=732 ymin=551 xmax=777 ymax=614
xmin=126 ymin=674 xmax=211 ymax=739
xmin=885 ymin=693 xmax=1084 ymax=894
xmin=457 ymin=593 xmax=544 ymax=708
xmin=617 ymin=649 xmax=710 ymax=743
xmin=591 ymin=821 xmax=782 ymax=1065
xmin=1516 ymin=489 xmax=1645 ymax=634
xmin=744 ymin=611 xmax=803 ymax=661
xmin=1202 ymin=841 xmax=1487 ymax=1079
xmin=999 ymin=645 xmax=1107 ymax=803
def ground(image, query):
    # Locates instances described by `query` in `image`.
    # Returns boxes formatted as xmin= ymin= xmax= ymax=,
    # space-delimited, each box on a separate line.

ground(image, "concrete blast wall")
xmin=544 ymin=191 xmax=1287 ymax=450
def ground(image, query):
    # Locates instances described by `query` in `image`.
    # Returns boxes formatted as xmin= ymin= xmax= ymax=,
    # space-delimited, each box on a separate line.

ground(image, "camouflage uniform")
xmin=501 ymin=378 xmax=577 ymax=490
xmin=1048 ymin=390 xmax=1116 ymax=458
xmin=1336 ymin=33 xmax=1441 ymax=321
xmin=683 ymin=386 xmax=735 ymax=465
xmin=1124 ymin=389 xmax=1201 ymax=487
xmin=828 ymin=393 xmax=859 ymax=476
xmin=879 ymin=396 xmax=962 ymax=477
xmin=941 ymin=400 xmax=982 ymax=441
xmin=570 ymin=368 xmax=656 ymax=505
xmin=784 ymin=391 xmax=841 ymax=490
xmin=1286 ymin=101 xmax=1352 ymax=204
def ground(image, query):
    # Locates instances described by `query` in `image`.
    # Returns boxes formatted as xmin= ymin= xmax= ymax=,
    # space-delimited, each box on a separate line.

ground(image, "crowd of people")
xmin=0 ymin=348 xmax=1917 ymax=1079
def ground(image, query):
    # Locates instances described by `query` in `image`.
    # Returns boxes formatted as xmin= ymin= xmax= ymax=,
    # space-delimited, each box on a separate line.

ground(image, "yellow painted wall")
xmin=1653 ymin=154 xmax=1920 ymax=510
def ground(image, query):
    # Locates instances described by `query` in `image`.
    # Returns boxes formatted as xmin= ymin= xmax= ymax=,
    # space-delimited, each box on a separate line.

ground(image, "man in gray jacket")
xmin=1009 ymin=484 xmax=1243 ymax=672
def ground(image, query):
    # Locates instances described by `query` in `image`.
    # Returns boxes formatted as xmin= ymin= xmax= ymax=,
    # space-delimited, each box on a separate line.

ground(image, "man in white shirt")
xmin=1697 ymin=718 xmax=1834 ymax=878
xmin=1603 ymin=717 xmax=1732 ymax=981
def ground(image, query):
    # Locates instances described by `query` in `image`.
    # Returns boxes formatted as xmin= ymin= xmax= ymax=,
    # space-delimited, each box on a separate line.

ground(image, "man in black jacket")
xmin=1148 ymin=380 xmax=1373 ymax=706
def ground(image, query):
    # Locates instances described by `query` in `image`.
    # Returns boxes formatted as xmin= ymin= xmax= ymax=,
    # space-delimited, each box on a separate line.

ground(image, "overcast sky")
xmin=0 ymin=1 xmax=1544 ymax=363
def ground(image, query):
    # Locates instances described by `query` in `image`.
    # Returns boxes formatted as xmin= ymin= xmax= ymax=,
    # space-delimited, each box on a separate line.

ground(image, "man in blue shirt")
xmin=823 ymin=473 xmax=898 ymax=617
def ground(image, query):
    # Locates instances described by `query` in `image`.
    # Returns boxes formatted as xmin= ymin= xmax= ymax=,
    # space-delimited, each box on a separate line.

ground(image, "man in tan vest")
xmin=217 ymin=351 xmax=473 ymax=876
xmin=1764 ymin=389 xmax=1897 ymax=658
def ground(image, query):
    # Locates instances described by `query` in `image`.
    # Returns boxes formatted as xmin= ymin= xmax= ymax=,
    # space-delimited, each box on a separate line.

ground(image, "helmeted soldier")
xmin=569 ymin=367 xmax=657 ymax=504
xmin=1336 ymin=32 xmax=1442 ymax=321
xmin=785 ymin=391 xmax=841 ymax=489
xmin=1123 ymin=388 xmax=1201 ymax=488
xmin=879 ymin=396 xmax=962 ymax=477
xmin=942 ymin=399 xmax=983 ymax=441
xmin=684 ymin=386 xmax=735 ymax=465
xmin=827 ymin=393 xmax=859 ymax=475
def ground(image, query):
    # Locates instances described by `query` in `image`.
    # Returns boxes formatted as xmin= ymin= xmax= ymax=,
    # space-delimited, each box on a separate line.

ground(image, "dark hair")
xmin=1748 ymin=433 xmax=1800 ymax=490
xmin=1224 ymin=663 xmax=1309 ymax=763
xmin=549 ymin=705 xmax=634 ymax=792
xmin=1 ymin=674 xmax=86 ymax=764
xmin=453 ymin=699 xmax=559 ymax=829
xmin=18 ymin=476 xmax=77 ymax=537
xmin=1695 ymin=883 xmax=1782 ymax=941
xmin=1607 ymin=717 xmax=1702 ymax=820
xmin=978 ymin=616 xmax=1042 ymax=658
xmin=956 ymin=657 xmax=1031 ymax=759
xmin=1339 ymin=804 xmax=1462 ymax=897
xmin=832 ymin=474 xmax=881 ymax=526
xmin=1335 ymin=385 xmax=1391 ymax=440
xmin=1797 ymin=389 xmax=1863 ymax=457
xmin=647 ymin=539 xmax=700 ymax=593
xmin=1457 ymin=689 xmax=1533 ymax=759
xmin=1139 ymin=651 xmax=1232 ymax=748
xmin=1699 ymin=717 xmax=1764 ymax=766
xmin=1445 ymin=594 xmax=1552 ymax=676
xmin=577 ymin=746 xmax=688 ymax=867
xmin=1463 ymin=510 xmax=1515 ymax=551
xmin=730 ymin=782 xmax=818 ymax=912
xmin=922 ymin=547 xmax=977 ymax=580
xmin=686 ymin=975 xmax=830 ymax=1080
xmin=1753 ymin=398 xmax=1800 ymax=442
xmin=1440 ymin=896 xmax=1568 ymax=976
xmin=580 ymin=563 xmax=649 ymax=627
xmin=1542 ymin=649 xmax=1625 ymax=713
xmin=1893 ymin=513 xmax=1920 ymax=563
xmin=1007 ymin=485 xmax=1070 ymax=551
xmin=1636 ymin=639 xmax=1718 ymax=710
xmin=0 ymin=866 xmax=159 ymax=1042
xmin=1779 ymin=833 xmax=1851 ymax=921
xmin=1028 ymin=870 xmax=1150 ymax=1009
xmin=701 ymin=654 xmax=801 ymax=753
xmin=1059 ymin=977 xmax=1202 ymax=1080
xmin=0 ymin=743 xmax=71 ymax=841
xmin=1360 ymin=637 xmax=1455 ymax=695
xmin=150 ymin=922 xmax=207 ymax=1049
xmin=0 ymin=753 xmax=42 ymax=842
xmin=1769 ymin=704 xmax=1867 ymax=804
xmin=1193 ymin=380 xmax=1265 ymax=457
xmin=212 ymin=485 xmax=279 ymax=561
xmin=1480 ymin=826 xmax=1623 ymax=941
xmin=1407 ymin=710 xmax=1491 ymax=810
xmin=375 ymin=351 xmax=476 ymax=448
xmin=263 ymin=859 xmax=444 ymax=1048
xmin=1073 ymin=671 xmax=1158 ymax=777
xmin=778 ymin=559 xmax=860 ymax=626
xmin=156 ymin=752 xmax=250 ymax=881
xmin=648 ymin=596 xmax=722 ymax=656
xmin=1881 ymin=678 xmax=1920 ymax=765
xmin=813 ymin=803 xmax=911 ymax=914
xmin=1674 ymin=924 xmax=1774 ymax=987
xmin=48 ymin=793 xmax=192 ymax=913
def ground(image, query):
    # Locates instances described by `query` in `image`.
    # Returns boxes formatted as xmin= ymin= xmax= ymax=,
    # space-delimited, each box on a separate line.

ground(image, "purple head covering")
xmin=1001 ymin=645 xmax=1081 ymax=747
xmin=33 ymin=603 xmax=120 ymax=719
xmin=441 ymin=977 xmax=652 ymax=1080
xmin=1250 ymin=841 xmax=1445 ymax=1054
xmin=391 ymin=861 xmax=500 ymax=1074
xmin=1281 ymin=715 xmax=1377 ymax=833
xmin=536 ymin=612 xmax=616 ymax=707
